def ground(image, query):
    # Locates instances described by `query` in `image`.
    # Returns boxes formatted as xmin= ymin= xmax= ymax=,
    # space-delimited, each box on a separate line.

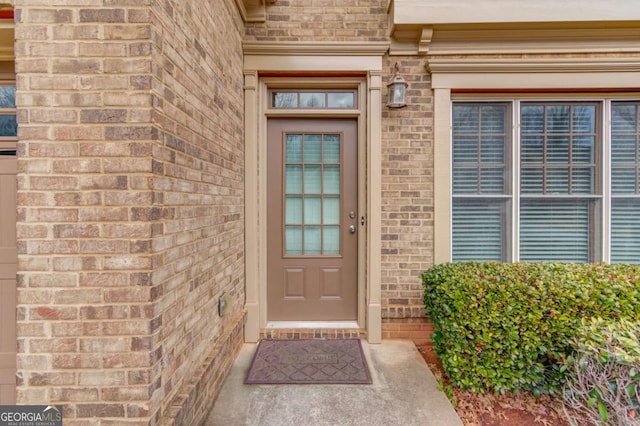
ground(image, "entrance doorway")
xmin=267 ymin=119 xmax=358 ymax=321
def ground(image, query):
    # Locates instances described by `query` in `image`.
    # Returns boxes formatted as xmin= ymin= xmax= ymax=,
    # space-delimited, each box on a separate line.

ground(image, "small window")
xmin=0 ymin=85 xmax=16 ymax=137
xmin=271 ymin=90 xmax=356 ymax=109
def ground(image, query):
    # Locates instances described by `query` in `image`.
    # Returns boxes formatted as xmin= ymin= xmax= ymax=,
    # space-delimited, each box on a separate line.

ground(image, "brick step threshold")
xmin=260 ymin=328 xmax=365 ymax=340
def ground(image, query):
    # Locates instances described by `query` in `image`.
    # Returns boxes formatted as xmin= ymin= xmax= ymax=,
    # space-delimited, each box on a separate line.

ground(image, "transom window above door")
xmin=452 ymin=99 xmax=640 ymax=264
xmin=0 ymin=85 xmax=17 ymax=138
xmin=270 ymin=90 xmax=357 ymax=109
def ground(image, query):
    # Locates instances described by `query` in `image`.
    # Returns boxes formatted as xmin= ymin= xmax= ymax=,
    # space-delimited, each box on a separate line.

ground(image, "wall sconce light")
xmin=387 ymin=62 xmax=408 ymax=108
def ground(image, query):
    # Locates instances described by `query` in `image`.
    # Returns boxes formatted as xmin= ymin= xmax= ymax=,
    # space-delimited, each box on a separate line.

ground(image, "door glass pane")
xmin=323 ymin=135 xmax=340 ymax=163
xmin=304 ymin=196 xmax=321 ymax=224
xmin=304 ymin=226 xmax=321 ymax=254
xmin=285 ymin=165 xmax=302 ymax=193
xmin=285 ymin=196 xmax=302 ymax=224
xmin=303 ymin=165 xmax=321 ymax=193
xmin=323 ymin=196 xmax=340 ymax=224
xmin=304 ymin=135 xmax=322 ymax=162
xmin=286 ymin=135 xmax=303 ymax=162
xmin=323 ymin=227 xmax=340 ymax=255
xmin=323 ymin=165 xmax=340 ymax=194
xmin=285 ymin=226 xmax=303 ymax=255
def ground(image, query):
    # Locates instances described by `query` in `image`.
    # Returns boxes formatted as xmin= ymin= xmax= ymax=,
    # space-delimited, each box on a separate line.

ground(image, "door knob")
xmin=349 ymin=225 xmax=356 ymax=234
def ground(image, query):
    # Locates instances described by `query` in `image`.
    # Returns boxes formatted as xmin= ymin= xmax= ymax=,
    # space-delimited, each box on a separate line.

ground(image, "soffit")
xmin=389 ymin=0 xmax=640 ymax=57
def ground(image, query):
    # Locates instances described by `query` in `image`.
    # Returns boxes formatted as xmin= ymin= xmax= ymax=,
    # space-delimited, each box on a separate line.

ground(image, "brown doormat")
xmin=244 ymin=339 xmax=372 ymax=385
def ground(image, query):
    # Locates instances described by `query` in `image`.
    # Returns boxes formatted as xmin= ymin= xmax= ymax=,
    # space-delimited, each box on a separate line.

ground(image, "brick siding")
xmin=381 ymin=56 xmax=434 ymax=321
xmin=149 ymin=1 xmax=246 ymax=424
xmin=245 ymin=0 xmax=388 ymax=42
xmin=14 ymin=0 xmax=245 ymax=424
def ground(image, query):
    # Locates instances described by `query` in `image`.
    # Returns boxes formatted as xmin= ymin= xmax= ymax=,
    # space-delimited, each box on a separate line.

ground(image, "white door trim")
xmin=243 ymin=49 xmax=384 ymax=343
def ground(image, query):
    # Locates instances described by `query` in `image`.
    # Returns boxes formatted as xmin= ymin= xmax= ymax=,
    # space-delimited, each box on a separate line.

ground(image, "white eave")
xmin=389 ymin=0 xmax=640 ymax=57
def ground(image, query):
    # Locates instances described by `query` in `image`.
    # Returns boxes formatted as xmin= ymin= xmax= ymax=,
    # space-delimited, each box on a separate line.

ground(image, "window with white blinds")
xmin=449 ymin=99 xmax=640 ymax=264
xmin=519 ymin=103 xmax=600 ymax=262
xmin=611 ymin=102 xmax=640 ymax=263
xmin=452 ymin=103 xmax=510 ymax=261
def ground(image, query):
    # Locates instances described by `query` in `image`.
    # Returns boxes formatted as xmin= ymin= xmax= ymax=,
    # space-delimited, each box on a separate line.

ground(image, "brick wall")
xmin=381 ymin=56 xmax=434 ymax=322
xmin=245 ymin=0 xmax=388 ymax=42
xmin=149 ymin=0 xmax=246 ymax=424
xmin=14 ymin=0 xmax=245 ymax=424
xmin=15 ymin=1 xmax=156 ymax=424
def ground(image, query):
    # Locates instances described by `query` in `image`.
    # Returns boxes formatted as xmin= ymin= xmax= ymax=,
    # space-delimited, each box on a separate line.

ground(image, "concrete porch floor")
xmin=205 ymin=340 xmax=463 ymax=426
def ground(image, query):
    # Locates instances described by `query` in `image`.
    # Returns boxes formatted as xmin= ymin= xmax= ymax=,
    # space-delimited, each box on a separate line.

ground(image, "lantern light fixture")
xmin=386 ymin=62 xmax=408 ymax=108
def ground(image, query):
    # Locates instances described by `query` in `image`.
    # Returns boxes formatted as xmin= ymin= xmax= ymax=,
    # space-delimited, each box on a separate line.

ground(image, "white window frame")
xmin=435 ymin=90 xmax=640 ymax=265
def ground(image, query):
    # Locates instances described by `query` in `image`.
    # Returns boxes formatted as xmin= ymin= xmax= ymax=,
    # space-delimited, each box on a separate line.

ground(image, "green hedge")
xmin=421 ymin=262 xmax=640 ymax=395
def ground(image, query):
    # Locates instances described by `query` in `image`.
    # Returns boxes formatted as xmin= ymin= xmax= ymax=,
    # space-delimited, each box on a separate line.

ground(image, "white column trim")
xmin=433 ymin=88 xmax=452 ymax=264
xmin=243 ymin=70 xmax=260 ymax=342
xmin=367 ymin=70 xmax=383 ymax=343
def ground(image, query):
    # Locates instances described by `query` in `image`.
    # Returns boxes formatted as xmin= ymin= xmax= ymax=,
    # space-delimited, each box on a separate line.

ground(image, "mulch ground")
xmin=416 ymin=343 xmax=575 ymax=426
